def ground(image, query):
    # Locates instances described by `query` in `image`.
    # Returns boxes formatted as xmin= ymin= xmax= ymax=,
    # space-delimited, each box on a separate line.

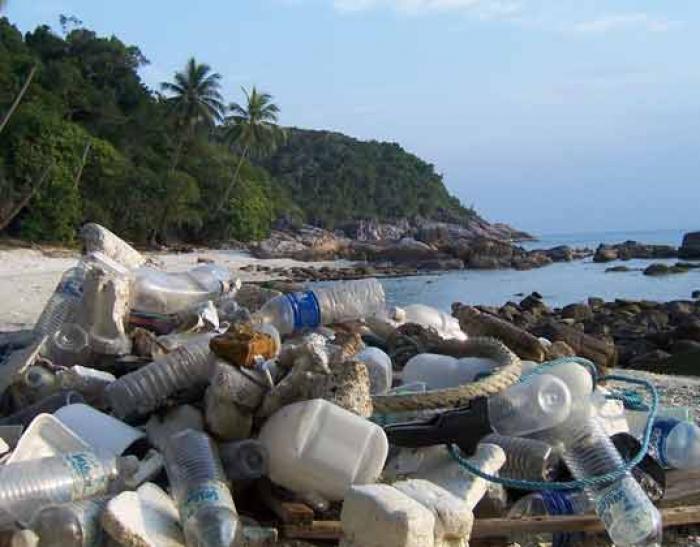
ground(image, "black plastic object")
xmin=384 ymin=397 xmax=494 ymax=456
xmin=612 ymin=432 xmax=666 ymax=503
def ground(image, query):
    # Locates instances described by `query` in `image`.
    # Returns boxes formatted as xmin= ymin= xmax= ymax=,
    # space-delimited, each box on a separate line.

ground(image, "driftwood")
xmin=535 ymin=321 xmax=618 ymax=371
xmin=0 ymin=64 xmax=37 ymax=135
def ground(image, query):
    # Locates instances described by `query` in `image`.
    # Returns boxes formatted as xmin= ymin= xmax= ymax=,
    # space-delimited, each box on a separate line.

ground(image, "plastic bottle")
xmin=399 ymin=304 xmax=467 ymax=340
xmin=481 ymin=433 xmax=560 ymax=482
xmin=130 ymin=264 xmax=235 ymax=315
xmin=507 ymin=490 xmax=593 ymax=546
xmin=643 ymin=417 xmax=700 ymax=470
xmin=355 ymin=346 xmax=393 ymax=394
xmin=254 ymin=278 xmax=385 ymax=335
xmin=258 ymin=399 xmax=389 ymax=500
xmin=218 ymin=439 xmax=268 ymax=481
xmin=0 ymin=452 xmax=123 ymax=525
xmin=403 ymin=353 xmax=498 ymax=390
xmin=163 ymin=429 xmax=239 ymax=547
xmin=43 ymin=324 xmax=91 ymax=367
xmin=105 ymin=334 xmax=215 ymax=419
xmin=490 ymin=364 xmax=662 ymax=547
xmin=33 ymin=264 xmax=90 ymax=338
xmin=30 ymin=497 xmax=108 ymax=547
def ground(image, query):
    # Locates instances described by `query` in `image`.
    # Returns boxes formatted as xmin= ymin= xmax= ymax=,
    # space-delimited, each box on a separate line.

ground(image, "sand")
xmin=0 ymin=247 xmax=353 ymax=332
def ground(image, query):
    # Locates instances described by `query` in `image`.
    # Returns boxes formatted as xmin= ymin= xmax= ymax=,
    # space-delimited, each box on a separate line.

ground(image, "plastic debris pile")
xmin=0 ymin=223 xmax=695 ymax=546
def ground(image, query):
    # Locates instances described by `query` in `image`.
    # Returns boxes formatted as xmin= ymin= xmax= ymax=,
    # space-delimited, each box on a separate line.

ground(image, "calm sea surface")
xmin=379 ymin=229 xmax=700 ymax=311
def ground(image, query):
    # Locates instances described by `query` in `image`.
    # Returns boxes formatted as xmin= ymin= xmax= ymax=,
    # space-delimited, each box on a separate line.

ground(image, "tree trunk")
xmin=217 ymin=144 xmax=250 ymax=213
xmin=0 ymin=64 xmax=37 ymax=135
xmin=0 ymin=162 xmax=52 ymax=231
xmin=73 ymin=140 xmax=92 ymax=188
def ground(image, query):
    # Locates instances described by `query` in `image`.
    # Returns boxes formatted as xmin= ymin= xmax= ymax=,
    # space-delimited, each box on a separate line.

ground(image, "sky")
xmin=5 ymin=0 xmax=700 ymax=236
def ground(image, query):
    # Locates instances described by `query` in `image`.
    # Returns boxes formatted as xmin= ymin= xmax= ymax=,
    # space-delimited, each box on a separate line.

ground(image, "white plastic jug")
xmin=399 ymin=304 xmax=466 ymax=341
xmin=258 ymin=399 xmax=388 ymax=500
xmin=402 ymin=353 xmax=498 ymax=390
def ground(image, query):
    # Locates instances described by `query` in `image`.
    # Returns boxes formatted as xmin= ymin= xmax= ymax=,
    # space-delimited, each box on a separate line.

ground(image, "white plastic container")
xmin=402 ymin=353 xmax=497 ymax=390
xmin=8 ymin=414 xmax=89 ymax=464
xmin=355 ymin=347 xmax=393 ymax=394
xmin=400 ymin=304 xmax=466 ymax=340
xmin=258 ymin=399 xmax=389 ymax=500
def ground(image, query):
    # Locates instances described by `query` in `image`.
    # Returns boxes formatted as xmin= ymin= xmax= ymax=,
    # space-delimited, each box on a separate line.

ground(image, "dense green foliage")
xmin=0 ymin=18 xmax=475 ymax=245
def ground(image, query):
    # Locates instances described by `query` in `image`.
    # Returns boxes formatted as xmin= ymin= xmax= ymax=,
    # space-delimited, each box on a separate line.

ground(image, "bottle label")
xmin=179 ymin=480 xmax=235 ymax=523
xmin=541 ymin=492 xmax=582 ymax=547
xmin=63 ymin=453 xmax=110 ymax=499
xmin=649 ymin=417 xmax=679 ymax=468
xmin=595 ymin=478 xmax=656 ymax=544
xmin=286 ymin=291 xmax=321 ymax=330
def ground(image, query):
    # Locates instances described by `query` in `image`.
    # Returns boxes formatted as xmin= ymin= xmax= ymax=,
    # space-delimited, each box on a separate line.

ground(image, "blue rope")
xmin=448 ymin=359 xmax=659 ymax=491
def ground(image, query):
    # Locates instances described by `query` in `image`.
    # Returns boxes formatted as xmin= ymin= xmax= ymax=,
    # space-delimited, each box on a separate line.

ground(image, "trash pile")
xmin=1 ymin=222 xmax=698 ymax=547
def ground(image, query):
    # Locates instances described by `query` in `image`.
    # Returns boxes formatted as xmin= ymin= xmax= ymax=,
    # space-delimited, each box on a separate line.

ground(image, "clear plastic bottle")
xmin=646 ymin=417 xmax=700 ymax=469
xmin=481 ymin=433 xmax=560 ymax=481
xmin=30 ymin=497 xmax=108 ymax=547
xmin=254 ymin=278 xmax=385 ymax=335
xmin=403 ymin=353 xmax=497 ymax=390
xmin=130 ymin=264 xmax=235 ymax=315
xmin=163 ymin=429 xmax=239 ymax=547
xmin=507 ymin=490 xmax=593 ymax=546
xmin=105 ymin=335 xmax=215 ymax=419
xmin=43 ymin=324 xmax=91 ymax=367
xmin=0 ymin=452 xmax=121 ymax=525
xmin=355 ymin=346 xmax=393 ymax=394
xmin=218 ymin=439 xmax=268 ymax=481
xmin=33 ymin=265 xmax=90 ymax=338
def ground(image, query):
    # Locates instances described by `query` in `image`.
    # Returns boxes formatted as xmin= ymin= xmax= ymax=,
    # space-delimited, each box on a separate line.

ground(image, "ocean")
xmin=380 ymin=229 xmax=699 ymax=311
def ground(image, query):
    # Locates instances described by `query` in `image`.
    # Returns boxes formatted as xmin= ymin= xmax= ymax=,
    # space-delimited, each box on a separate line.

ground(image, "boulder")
xmin=643 ymin=263 xmax=688 ymax=276
xmin=594 ymin=245 xmax=618 ymax=263
xmin=679 ymin=231 xmax=700 ymax=259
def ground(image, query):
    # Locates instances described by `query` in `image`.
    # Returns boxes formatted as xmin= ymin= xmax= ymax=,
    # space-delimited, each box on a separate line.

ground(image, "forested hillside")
xmin=0 ymin=18 xmax=479 ymax=245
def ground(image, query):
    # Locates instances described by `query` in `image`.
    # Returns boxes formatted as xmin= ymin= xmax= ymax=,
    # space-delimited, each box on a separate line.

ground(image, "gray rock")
xmin=679 ymin=231 xmax=700 ymax=260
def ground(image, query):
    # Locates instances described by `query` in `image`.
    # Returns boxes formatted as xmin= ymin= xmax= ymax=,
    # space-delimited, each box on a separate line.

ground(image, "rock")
xmin=588 ymin=297 xmax=605 ymax=309
xmin=679 ymin=231 xmax=700 ymax=260
xmin=671 ymin=340 xmax=700 ymax=355
xmin=561 ymin=303 xmax=593 ymax=322
xmin=595 ymin=241 xmax=678 ymax=263
xmin=643 ymin=263 xmax=688 ymax=276
xmin=545 ymin=341 xmax=576 ymax=360
xmin=340 ymin=484 xmax=436 ymax=547
xmin=594 ymin=245 xmax=619 ymax=262
xmin=606 ymin=265 xmax=632 ymax=273
xmin=628 ymin=350 xmax=672 ymax=371
xmin=543 ymin=245 xmax=574 ymax=262
xmin=693 ymin=290 xmax=700 ymax=299
xmin=80 ymin=222 xmax=146 ymax=269
xmin=534 ymin=321 xmax=617 ymax=370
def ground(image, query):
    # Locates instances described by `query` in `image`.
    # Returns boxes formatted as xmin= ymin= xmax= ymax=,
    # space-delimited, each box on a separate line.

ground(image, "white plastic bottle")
xmin=399 ymin=304 xmax=467 ymax=340
xmin=105 ymin=335 xmax=215 ymax=419
xmin=402 ymin=353 xmax=498 ymax=390
xmin=255 ymin=278 xmax=385 ymax=335
xmin=258 ymin=399 xmax=389 ymax=500
xmin=130 ymin=264 xmax=235 ymax=315
xmin=0 ymin=452 xmax=123 ymax=525
xmin=164 ymin=429 xmax=239 ymax=547
xmin=30 ymin=497 xmax=108 ymax=547
xmin=646 ymin=417 xmax=700 ymax=469
xmin=34 ymin=264 xmax=90 ymax=338
xmin=355 ymin=346 xmax=393 ymax=394
xmin=481 ymin=433 xmax=560 ymax=481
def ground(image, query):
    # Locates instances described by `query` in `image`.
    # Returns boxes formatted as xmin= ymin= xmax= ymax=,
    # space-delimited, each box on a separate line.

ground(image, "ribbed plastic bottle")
xmin=403 ymin=353 xmax=497 ymax=390
xmin=30 ymin=497 xmax=108 ymax=547
xmin=130 ymin=264 xmax=235 ymax=315
xmin=218 ymin=439 xmax=268 ymax=481
xmin=645 ymin=417 xmax=700 ymax=470
xmin=105 ymin=334 xmax=215 ymax=419
xmin=33 ymin=264 xmax=90 ymax=338
xmin=0 ymin=452 xmax=121 ymax=526
xmin=481 ymin=433 xmax=560 ymax=481
xmin=507 ymin=490 xmax=592 ymax=546
xmin=164 ymin=429 xmax=239 ymax=547
xmin=254 ymin=278 xmax=385 ymax=335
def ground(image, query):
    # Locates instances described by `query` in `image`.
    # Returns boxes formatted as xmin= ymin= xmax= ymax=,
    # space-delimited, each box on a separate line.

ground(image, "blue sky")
xmin=6 ymin=0 xmax=700 ymax=236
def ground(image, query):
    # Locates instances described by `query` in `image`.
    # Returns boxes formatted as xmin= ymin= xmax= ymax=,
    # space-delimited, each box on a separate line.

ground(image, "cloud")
xmin=572 ymin=13 xmax=674 ymax=34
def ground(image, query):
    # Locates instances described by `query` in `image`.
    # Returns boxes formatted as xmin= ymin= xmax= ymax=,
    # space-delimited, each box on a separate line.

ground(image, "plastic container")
xmin=33 ymin=265 xmax=89 ymax=338
xmin=644 ymin=417 xmax=700 ymax=469
xmin=399 ymin=304 xmax=467 ymax=340
xmin=218 ymin=439 xmax=268 ymax=481
xmin=30 ymin=497 xmax=108 ymax=547
xmin=355 ymin=347 xmax=393 ymax=394
xmin=163 ymin=430 xmax=238 ymax=547
xmin=0 ymin=452 xmax=121 ymax=525
xmin=7 ymin=414 xmax=89 ymax=464
xmin=255 ymin=279 xmax=386 ymax=335
xmin=258 ymin=399 xmax=389 ymax=500
xmin=43 ymin=324 xmax=91 ymax=367
xmin=130 ymin=264 xmax=235 ymax=315
xmin=105 ymin=335 xmax=215 ymax=419
xmin=0 ymin=391 xmax=84 ymax=428
xmin=402 ymin=353 xmax=498 ymax=390
xmin=481 ymin=433 xmax=560 ymax=482
xmin=507 ymin=490 xmax=592 ymax=546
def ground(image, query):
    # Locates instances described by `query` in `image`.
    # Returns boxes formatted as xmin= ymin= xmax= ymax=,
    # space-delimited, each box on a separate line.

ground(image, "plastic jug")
xmin=403 ymin=353 xmax=498 ymax=390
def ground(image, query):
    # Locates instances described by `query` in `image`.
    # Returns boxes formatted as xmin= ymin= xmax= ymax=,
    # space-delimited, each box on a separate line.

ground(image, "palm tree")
xmin=219 ymin=86 xmax=284 ymax=208
xmin=160 ymin=58 xmax=225 ymax=171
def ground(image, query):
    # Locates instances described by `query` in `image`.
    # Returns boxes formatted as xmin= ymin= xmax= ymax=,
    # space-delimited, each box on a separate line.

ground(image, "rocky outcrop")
xmin=679 ymin=231 xmax=700 ymax=260
xmin=252 ymin=225 xmax=349 ymax=260
xmin=593 ymin=241 xmax=677 ymax=263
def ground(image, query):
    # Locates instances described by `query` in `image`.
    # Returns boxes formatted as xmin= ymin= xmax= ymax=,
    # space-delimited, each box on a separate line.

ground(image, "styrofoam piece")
xmin=7 ymin=413 xmax=89 ymax=464
xmin=54 ymin=403 xmax=144 ymax=456
xmin=102 ymin=482 xmax=185 ymax=547
xmin=258 ymin=399 xmax=388 ymax=500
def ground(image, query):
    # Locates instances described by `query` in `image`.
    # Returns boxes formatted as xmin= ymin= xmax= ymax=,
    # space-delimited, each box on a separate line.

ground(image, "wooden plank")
xmin=282 ymin=505 xmax=700 ymax=541
xmin=257 ymin=481 xmax=315 ymax=526
xmin=662 ymin=469 xmax=700 ymax=507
